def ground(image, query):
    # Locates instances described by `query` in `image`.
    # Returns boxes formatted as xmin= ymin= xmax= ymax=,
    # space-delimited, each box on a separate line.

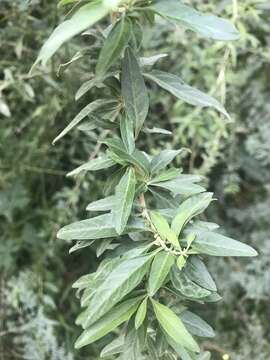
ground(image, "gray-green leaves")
xmin=112 ymin=167 xmax=136 ymax=234
xmin=81 ymin=254 xmax=153 ymax=328
xmin=152 ymin=300 xmax=199 ymax=353
xmin=149 ymin=0 xmax=239 ymax=41
xmin=145 ymin=71 xmax=230 ymax=119
xmin=53 ymin=99 xmax=117 ymax=144
xmin=96 ymin=16 xmax=131 ymax=77
xmin=192 ymin=230 xmax=258 ymax=257
xmin=35 ymin=2 xmax=108 ymax=67
xmin=171 ymin=193 xmax=213 ymax=237
xmin=122 ymin=47 xmax=149 ymax=137
xmin=57 ymin=213 xmax=146 ymax=241
xmin=148 ymin=251 xmax=175 ymax=296
xmin=75 ymin=296 xmax=142 ymax=349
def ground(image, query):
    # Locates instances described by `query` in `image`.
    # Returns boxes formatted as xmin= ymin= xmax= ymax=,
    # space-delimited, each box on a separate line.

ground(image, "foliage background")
xmin=0 ymin=0 xmax=269 ymax=359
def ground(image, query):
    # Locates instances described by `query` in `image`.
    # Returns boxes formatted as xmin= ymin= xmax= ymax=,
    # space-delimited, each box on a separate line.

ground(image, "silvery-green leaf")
xmin=180 ymin=310 xmax=215 ymax=338
xmin=53 ymin=99 xmax=116 ymax=144
xmin=34 ymin=2 xmax=109 ymax=67
xmin=82 ymin=254 xmax=154 ymax=328
xmin=149 ymin=0 xmax=239 ymax=41
xmin=57 ymin=213 xmax=146 ymax=241
xmin=139 ymin=53 xmax=168 ymax=67
xmin=145 ymin=70 xmax=230 ymax=119
xmin=112 ymin=167 xmax=136 ymax=234
xmin=170 ymin=265 xmax=211 ymax=299
xmin=150 ymin=175 xmax=205 ymax=197
xmin=184 ymin=256 xmax=217 ymax=292
xmin=192 ymin=230 xmax=258 ymax=257
xmin=101 ymin=335 xmax=125 ymax=358
xmin=148 ymin=251 xmax=175 ymax=296
xmin=135 ymin=298 xmax=147 ymax=329
xmin=152 ymin=300 xmax=199 ymax=353
xmin=171 ymin=193 xmax=213 ymax=237
xmin=75 ymin=296 xmax=142 ymax=349
xmin=120 ymin=114 xmax=135 ymax=154
xmin=122 ymin=47 xmax=149 ymax=137
xmin=86 ymin=195 xmax=115 ymax=212
xmin=96 ymin=16 xmax=131 ymax=76
xmin=67 ymin=155 xmax=116 ymax=177
xmin=150 ymin=149 xmax=183 ymax=174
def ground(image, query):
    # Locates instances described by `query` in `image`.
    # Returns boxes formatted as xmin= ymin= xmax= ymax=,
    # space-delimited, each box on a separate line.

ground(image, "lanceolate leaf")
xmin=53 ymin=99 xmax=117 ymax=144
xmin=184 ymin=256 xmax=217 ymax=292
xmin=149 ymin=0 xmax=239 ymax=41
xmin=180 ymin=311 xmax=215 ymax=338
xmin=170 ymin=266 xmax=211 ymax=299
xmin=151 ymin=300 xmax=200 ymax=353
xmin=86 ymin=195 xmax=115 ymax=212
xmin=145 ymin=71 xmax=230 ymax=119
xmin=67 ymin=155 xmax=116 ymax=177
xmin=120 ymin=114 xmax=135 ymax=154
xmin=100 ymin=335 xmax=125 ymax=358
xmin=82 ymin=254 xmax=154 ymax=328
xmin=150 ymin=211 xmax=180 ymax=249
xmin=135 ymin=298 xmax=148 ymax=329
xmin=121 ymin=47 xmax=149 ymax=137
xmin=112 ymin=167 xmax=136 ymax=234
xmin=57 ymin=213 xmax=147 ymax=241
xmin=96 ymin=16 xmax=131 ymax=77
xmin=34 ymin=2 xmax=109 ymax=66
xmin=150 ymin=175 xmax=205 ymax=197
xmin=75 ymin=73 xmax=115 ymax=101
xmin=192 ymin=230 xmax=258 ymax=257
xmin=75 ymin=296 xmax=142 ymax=349
xmin=171 ymin=193 xmax=213 ymax=237
xmin=148 ymin=251 xmax=175 ymax=296
xmin=150 ymin=149 xmax=183 ymax=174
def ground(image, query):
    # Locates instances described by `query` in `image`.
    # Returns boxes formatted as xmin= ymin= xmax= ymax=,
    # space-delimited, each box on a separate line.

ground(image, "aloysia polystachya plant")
xmin=35 ymin=0 xmax=258 ymax=358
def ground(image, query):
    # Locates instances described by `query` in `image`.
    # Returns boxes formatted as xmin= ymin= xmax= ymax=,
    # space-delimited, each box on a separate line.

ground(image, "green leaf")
xmin=192 ymin=230 xmax=258 ymax=257
xmin=150 ymin=168 xmax=181 ymax=183
xmin=184 ymin=256 xmax=217 ymax=292
xmin=140 ymin=53 xmax=168 ymax=67
xmin=112 ymin=167 xmax=136 ymax=234
xmin=135 ymin=298 xmax=148 ymax=329
xmin=67 ymin=155 xmax=116 ymax=177
xmin=121 ymin=47 xmax=149 ymax=137
xmin=104 ymin=137 xmax=150 ymax=175
xmin=57 ymin=213 xmax=146 ymax=241
xmin=34 ymin=2 xmax=109 ymax=67
xmin=100 ymin=335 xmax=125 ymax=358
xmin=164 ymin=333 xmax=194 ymax=360
xmin=171 ymin=193 xmax=213 ymax=237
xmin=145 ymin=71 xmax=230 ymax=119
xmin=177 ymin=255 xmax=186 ymax=271
xmin=149 ymin=0 xmax=239 ymax=41
xmin=96 ymin=16 xmax=131 ymax=77
xmin=82 ymin=254 xmax=154 ymax=328
xmin=120 ymin=114 xmax=135 ymax=154
xmin=53 ymin=99 xmax=116 ymax=144
xmin=75 ymin=296 xmax=142 ymax=349
xmin=148 ymin=251 xmax=175 ymax=296
xmin=150 ymin=175 xmax=205 ymax=197
xmin=86 ymin=195 xmax=115 ymax=212
xmin=75 ymin=73 xmax=115 ymax=101
xmin=180 ymin=311 xmax=215 ymax=338
xmin=151 ymin=300 xmax=199 ymax=353
xmin=170 ymin=265 xmax=211 ymax=299
xmin=150 ymin=211 xmax=180 ymax=249
xmin=150 ymin=149 xmax=182 ymax=174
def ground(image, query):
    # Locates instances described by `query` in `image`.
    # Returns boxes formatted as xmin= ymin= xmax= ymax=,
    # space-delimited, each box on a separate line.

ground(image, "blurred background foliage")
xmin=0 ymin=0 xmax=270 ymax=359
